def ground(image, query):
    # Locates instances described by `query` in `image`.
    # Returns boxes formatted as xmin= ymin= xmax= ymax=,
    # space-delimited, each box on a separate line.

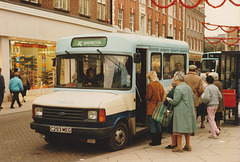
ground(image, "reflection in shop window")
xmin=151 ymin=53 xmax=162 ymax=79
xmin=163 ymin=54 xmax=185 ymax=79
xmin=55 ymin=0 xmax=70 ymax=11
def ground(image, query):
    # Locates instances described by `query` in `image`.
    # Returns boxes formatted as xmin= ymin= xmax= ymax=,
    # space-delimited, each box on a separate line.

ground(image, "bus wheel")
xmin=106 ymin=122 xmax=128 ymax=151
xmin=44 ymin=135 xmax=58 ymax=145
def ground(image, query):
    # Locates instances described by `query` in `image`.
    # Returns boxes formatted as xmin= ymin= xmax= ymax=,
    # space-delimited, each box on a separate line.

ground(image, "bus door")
xmin=135 ymin=48 xmax=147 ymax=126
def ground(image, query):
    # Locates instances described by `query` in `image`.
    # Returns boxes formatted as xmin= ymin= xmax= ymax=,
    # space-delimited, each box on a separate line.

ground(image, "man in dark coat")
xmin=0 ymin=68 xmax=5 ymax=110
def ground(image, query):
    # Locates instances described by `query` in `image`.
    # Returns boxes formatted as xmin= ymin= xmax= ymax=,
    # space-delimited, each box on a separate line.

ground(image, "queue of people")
xmin=146 ymin=64 xmax=223 ymax=153
xmin=0 ymin=67 xmax=30 ymax=110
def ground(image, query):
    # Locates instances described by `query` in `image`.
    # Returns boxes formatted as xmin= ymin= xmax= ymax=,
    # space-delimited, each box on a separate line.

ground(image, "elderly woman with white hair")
xmin=168 ymin=71 xmax=197 ymax=152
xmin=145 ymin=71 xmax=165 ymax=146
xmin=208 ymin=72 xmax=224 ymax=131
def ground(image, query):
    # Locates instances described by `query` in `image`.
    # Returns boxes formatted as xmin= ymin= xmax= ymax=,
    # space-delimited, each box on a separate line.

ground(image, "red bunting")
xmin=151 ymin=0 xmax=240 ymax=9
xmin=202 ymin=22 xmax=240 ymax=33
xmin=205 ymin=37 xmax=240 ymax=46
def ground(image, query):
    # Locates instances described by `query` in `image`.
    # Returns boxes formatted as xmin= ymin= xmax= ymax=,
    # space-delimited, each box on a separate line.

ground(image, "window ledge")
xmin=54 ymin=7 xmax=70 ymax=13
xmin=79 ymin=14 xmax=91 ymax=18
xmin=20 ymin=0 xmax=41 ymax=6
xmin=97 ymin=19 xmax=107 ymax=23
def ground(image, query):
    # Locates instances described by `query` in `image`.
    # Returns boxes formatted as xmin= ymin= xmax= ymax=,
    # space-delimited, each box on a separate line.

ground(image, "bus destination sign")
xmin=71 ymin=37 xmax=107 ymax=47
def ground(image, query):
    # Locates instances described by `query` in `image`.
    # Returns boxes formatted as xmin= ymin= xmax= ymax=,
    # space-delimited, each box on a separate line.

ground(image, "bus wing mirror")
xmin=134 ymin=53 xmax=141 ymax=63
xmin=52 ymin=58 xmax=56 ymax=67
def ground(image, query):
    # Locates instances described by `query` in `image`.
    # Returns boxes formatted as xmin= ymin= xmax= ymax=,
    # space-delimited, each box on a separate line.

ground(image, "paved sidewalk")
xmin=0 ymin=95 xmax=36 ymax=116
xmin=82 ymin=123 xmax=240 ymax=162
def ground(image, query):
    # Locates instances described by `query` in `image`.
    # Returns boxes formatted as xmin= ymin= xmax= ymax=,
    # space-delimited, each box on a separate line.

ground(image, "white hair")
xmin=174 ymin=71 xmax=185 ymax=81
xmin=208 ymin=72 xmax=219 ymax=81
xmin=171 ymin=78 xmax=177 ymax=87
xmin=146 ymin=71 xmax=159 ymax=82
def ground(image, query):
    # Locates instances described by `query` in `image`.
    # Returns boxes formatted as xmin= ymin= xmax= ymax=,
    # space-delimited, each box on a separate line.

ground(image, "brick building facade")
xmin=184 ymin=0 xmax=205 ymax=66
xmin=113 ymin=0 xmax=184 ymax=40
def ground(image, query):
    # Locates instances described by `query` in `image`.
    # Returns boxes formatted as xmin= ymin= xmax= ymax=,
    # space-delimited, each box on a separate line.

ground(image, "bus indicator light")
xmin=99 ymin=109 xmax=106 ymax=122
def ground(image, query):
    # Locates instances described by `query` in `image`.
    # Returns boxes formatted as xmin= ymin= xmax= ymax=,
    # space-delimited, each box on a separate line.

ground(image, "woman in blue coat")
xmin=9 ymin=72 xmax=23 ymax=108
xmin=168 ymin=71 xmax=197 ymax=152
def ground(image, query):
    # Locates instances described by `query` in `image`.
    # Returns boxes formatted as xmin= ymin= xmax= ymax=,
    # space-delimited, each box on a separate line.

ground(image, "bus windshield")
xmin=201 ymin=60 xmax=216 ymax=73
xmin=56 ymin=54 xmax=132 ymax=90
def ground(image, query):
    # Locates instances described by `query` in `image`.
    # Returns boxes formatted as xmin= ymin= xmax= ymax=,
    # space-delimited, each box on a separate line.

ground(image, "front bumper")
xmin=30 ymin=122 xmax=113 ymax=139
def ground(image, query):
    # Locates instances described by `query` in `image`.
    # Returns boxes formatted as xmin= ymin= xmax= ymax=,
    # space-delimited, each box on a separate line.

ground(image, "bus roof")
xmin=56 ymin=33 xmax=189 ymax=55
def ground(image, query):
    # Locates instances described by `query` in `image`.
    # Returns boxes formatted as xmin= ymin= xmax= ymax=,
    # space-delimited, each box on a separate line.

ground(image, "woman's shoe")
xmin=183 ymin=146 xmax=192 ymax=151
xmin=201 ymin=124 xmax=205 ymax=129
xmin=165 ymin=145 xmax=177 ymax=149
xmin=172 ymin=147 xmax=183 ymax=152
xmin=10 ymin=106 xmax=14 ymax=109
xmin=19 ymin=104 xmax=22 ymax=108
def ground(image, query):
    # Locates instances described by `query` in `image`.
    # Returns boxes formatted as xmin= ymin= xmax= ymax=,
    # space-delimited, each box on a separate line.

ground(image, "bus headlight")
xmin=88 ymin=111 xmax=97 ymax=120
xmin=34 ymin=107 xmax=43 ymax=117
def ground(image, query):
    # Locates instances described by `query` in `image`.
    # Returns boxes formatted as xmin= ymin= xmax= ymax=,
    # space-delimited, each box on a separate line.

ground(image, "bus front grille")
xmin=43 ymin=107 xmax=84 ymax=122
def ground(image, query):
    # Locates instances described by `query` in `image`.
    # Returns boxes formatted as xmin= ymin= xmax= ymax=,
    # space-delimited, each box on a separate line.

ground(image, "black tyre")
xmin=44 ymin=135 xmax=58 ymax=145
xmin=106 ymin=122 xmax=128 ymax=151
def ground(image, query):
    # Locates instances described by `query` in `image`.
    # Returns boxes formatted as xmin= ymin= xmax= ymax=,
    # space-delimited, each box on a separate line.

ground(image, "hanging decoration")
xmin=151 ymin=0 xmax=240 ymax=9
xmin=202 ymin=22 xmax=240 ymax=33
xmin=205 ymin=37 xmax=240 ymax=46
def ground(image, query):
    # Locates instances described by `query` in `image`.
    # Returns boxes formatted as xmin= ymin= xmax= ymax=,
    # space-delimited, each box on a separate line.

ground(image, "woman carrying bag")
xmin=145 ymin=71 xmax=165 ymax=146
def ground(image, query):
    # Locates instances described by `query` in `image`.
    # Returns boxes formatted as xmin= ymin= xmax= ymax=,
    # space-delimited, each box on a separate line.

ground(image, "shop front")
xmin=10 ymin=40 xmax=56 ymax=89
xmin=189 ymin=54 xmax=202 ymax=68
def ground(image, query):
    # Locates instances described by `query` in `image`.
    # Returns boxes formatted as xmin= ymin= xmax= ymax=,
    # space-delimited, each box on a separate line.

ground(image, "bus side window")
xmin=151 ymin=53 xmax=162 ymax=80
xmin=163 ymin=53 xmax=186 ymax=79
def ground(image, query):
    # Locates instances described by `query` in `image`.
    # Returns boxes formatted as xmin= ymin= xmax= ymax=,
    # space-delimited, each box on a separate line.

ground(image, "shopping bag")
xmin=161 ymin=104 xmax=173 ymax=127
xmin=152 ymin=102 xmax=167 ymax=123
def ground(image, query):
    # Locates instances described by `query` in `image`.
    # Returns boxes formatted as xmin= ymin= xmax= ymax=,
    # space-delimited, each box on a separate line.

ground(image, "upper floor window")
xmin=179 ymin=6 xmax=182 ymax=20
xmin=21 ymin=0 xmax=41 ymax=5
xmin=173 ymin=28 xmax=176 ymax=39
xmin=97 ymin=0 xmax=106 ymax=20
xmin=140 ymin=0 xmax=146 ymax=4
xmin=155 ymin=22 xmax=159 ymax=37
xmin=148 ymin=0 xmax=151 ymax=7
xmin=162 ymin=24 xmax=166 ymax=38
xmin=179 ymin=30 xmax=181 ymax=40
xmin=55 ymin=0 xmax=70 ymax=11
xmin=162 ymin=0 xmax=166 ymax=13
xmin=155 ymin=0 xmax=159 ymax=10
xmin=118 ymin=9 xmax=123 ymax=29
xmin=79 ymin=0 xmax=89 ymax=16
xmin=130 ymin=13 xmax=134 ymax=32
xmin=148 ymin=19 xmax=152 ymax=36
xmin=173 ymin=4 xmax=177 ymax=18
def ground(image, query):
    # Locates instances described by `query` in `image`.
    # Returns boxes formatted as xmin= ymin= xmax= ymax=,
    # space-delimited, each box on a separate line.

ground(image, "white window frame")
xmin=179 ymin=30 xmax=181 ymax=40
xmin=130 ymin=13 xmax=134 ymax=32
xmin=148 ymin=0 xmax=151 ymax=7
xmin=97 ymin=0 xmax=106 ymax=20
xmin=162 ymin=0 xmax=166 ymax=14
xmin=174 ymin=4 xmax=177 ymax=18
xmin=179 ymin=6 xmax=182 ymax=20
xmin=173 ymin=28 xmax=176 ymax=39
xmin=155 ymin=0 xmax=159 ymax=10
xmin=55 ymin=0 xmax=69 ymax=11
xmin=155 ymin=22 xmax=159 ymax=37
xmin=118 ymin=9 xmax=123 ymax=29
xmin=162 ymin=24 xmax=165 ymax=38
xmin=148 ymin=19 xmax=152 ymax=36
xmin=79 ymin=0 xmax=89 ymax=16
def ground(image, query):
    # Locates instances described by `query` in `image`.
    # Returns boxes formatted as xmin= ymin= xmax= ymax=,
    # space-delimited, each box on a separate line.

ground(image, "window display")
xmin=10 ymin=40 xmax=56 ymax=89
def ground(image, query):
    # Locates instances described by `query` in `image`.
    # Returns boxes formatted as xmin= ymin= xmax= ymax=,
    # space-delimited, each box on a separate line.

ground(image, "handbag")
xmin=152 ymin=102 xmax=167 ymax=123
xmin=161 ymin=104 xmax=173 ymax=127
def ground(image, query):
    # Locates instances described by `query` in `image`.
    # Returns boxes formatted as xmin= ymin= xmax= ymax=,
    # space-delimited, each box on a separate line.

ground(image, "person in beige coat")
xmin=184 ymin=65 xmax=204 ymax=128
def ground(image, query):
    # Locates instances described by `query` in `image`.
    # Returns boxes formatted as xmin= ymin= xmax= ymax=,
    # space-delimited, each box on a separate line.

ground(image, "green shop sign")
xmin=71 ymin=37 xmax=107 ymax=47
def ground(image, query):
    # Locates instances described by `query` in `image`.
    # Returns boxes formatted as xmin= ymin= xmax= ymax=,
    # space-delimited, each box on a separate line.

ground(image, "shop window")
xmin=97 ymin=0 xmax=106 ymax=21
xmin=10 ymin=41 xmax=56 ymax=89
xmin=55 ymin=0 xmax=70 ymax=11
xmin=163 ymin=54 xmax=186 ymax=79
xmin=79 ymin=0 xmax=90 ymax=16
xmin=151 ymin=53 xmax=162 ymax=79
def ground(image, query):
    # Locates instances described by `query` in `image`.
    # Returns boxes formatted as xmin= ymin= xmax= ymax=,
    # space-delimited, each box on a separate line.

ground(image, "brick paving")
xmin=0 ymin=111 xmax=111 ymax=162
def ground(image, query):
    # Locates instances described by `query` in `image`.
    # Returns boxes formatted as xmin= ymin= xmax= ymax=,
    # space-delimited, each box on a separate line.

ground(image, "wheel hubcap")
xmin=114 ymin=128 xmax=125 ymax=146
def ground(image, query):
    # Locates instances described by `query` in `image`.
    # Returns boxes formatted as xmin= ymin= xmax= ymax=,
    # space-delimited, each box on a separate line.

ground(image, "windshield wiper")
xmin=65 ymin=50 xmax=84 ymax=62
xmin=97 ymin=49 xmax=123 ymax=71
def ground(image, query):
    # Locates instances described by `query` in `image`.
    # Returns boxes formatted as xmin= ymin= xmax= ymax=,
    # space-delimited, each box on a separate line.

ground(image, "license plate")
xmin=50 ymin=126 xmax=72 ymax=134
